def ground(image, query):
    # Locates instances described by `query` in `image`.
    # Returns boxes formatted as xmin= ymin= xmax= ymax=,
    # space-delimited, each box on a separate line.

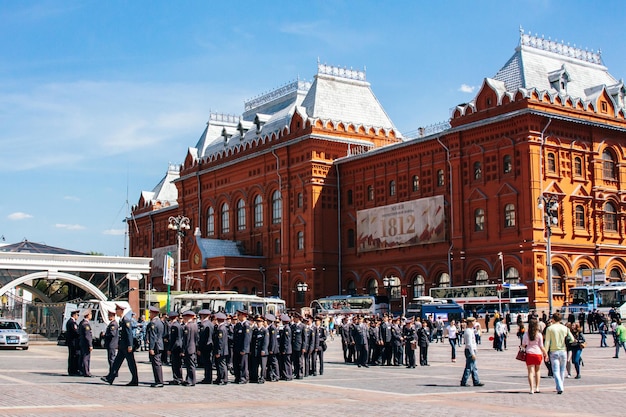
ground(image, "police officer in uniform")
xmin=66 ymin=309 xmax=80 ymax=376
xmin=104 ymin=309 xmax=119 ymax=373
xmin=291 ymin=313 xmax=306 ymax=379
xmin=380 ymin=315 xmax=393 ymax=366
xmin=312 ymin=316 xmax=327 ymax=375
xmin=250 ymin=315 xmax=269 ymax=383
xmin=213 ymin=312 xmax=229 ymax=385
xmin=279 ymin=314 xmax=293 ymax=381
xmin=167 ymin=311 xmax=184 ymax=385
xmin=78 ymin=310 xmax=93 ymax=377
xmin=197 ymin=309 xmax=214 ymax=384
xmin=265 ymin=314 xmax=280 ymax=382
xmin=147 ymin=306 xmax=165 ymax=388
xmin=391 ymin=317 xmax=404 ymax=366
xmin=101 ymin=304 xmax=139 ymax=386
xmin=303 ymin=316 xmax=314 ymax=377
xmin=181 ymin=310 xmax=198 ymax=386
xmin=233 ymin=310 xmax=252 ymax=384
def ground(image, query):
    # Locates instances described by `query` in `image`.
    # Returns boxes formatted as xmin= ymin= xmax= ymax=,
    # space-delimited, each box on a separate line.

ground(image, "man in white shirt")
xmin=460 ymin=317 xmax=484 ymax=387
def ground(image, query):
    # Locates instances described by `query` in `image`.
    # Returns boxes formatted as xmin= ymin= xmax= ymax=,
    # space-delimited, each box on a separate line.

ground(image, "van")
xmin=59 ymin=300 xmax=131 ymax=348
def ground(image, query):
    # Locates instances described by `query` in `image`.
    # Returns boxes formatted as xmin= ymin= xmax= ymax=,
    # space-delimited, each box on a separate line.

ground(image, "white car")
xmin=0 ymin=319 xmax=29 ymax=350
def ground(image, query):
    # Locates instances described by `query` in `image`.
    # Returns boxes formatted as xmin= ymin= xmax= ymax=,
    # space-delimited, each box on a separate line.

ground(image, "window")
xmin=347 ymin=228 xmax=355 ymax=248
xmin=297 ymin=231 xmax=304 ymax=250
xmin=605 ymin=202 xmax=617 ymax=232
xmin=272 ymin=190 xmax=282 ymax=224
xmin=505 ymin=267 xmax=520 ymax=284
xmin=297 ymin=193 xmax=303 ymax=208
xmin=503 ymin=155 xmax=512 ymax=174
xmin=438 ymin=272 xmax=450 ymax=287
xmin=475 ymin=270 xmax=488 ymax=285
xmin=574 ymin=157 xmax=582 ymax=177
xmin=473 ymin=162 xmax=482 ymax=180
xmin=575 ymin=205 xmax=585 ymax=229
xmin=347 ymin=189 xmax=353 ymax=205
xmin=474 ymin=208 xmax=485 ymax=231
xmin=437 ymin=169 xmax=445 ymax=187
xmin=413 ymin=275 xmax=425 ymax=298
xmin=609 ymin=267 xmax=623 ymax=282
xmin=274 ymin=238 xmax=281 ymax=254
xmin=347 ymin=280 xmax=356 ymax=296
xmin=367 ymin=279 xmax=378 ymax=296
xmin=254 ymin=195 xmax=263 ymax=227
xmin=504 ymin=204 xmax=516 ymax=228
xmin=237 ymin=199 xmax=246 ymax=231
xmin=547 ymin=152 xmax=556 ymax=173
xmin=207 ymin=206 xmax=215 ymax=236
xmin=389 ymin=180 xmax=396 ymax=196
xmin=552 ymin=265 xmax=564 ymax=293
xmin=603 ymin=149 xmax=616 ymax=180
xmin=221 ymin=203 xmax=230 ymax=233
xmin=367 ymin=185 xmax=374 ymax=201
xmin=412 ymin=175 xmax=420 ymax=192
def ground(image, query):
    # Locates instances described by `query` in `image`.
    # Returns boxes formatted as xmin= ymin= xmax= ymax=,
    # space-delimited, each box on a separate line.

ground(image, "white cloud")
xmin=64 ymin=196 xmax=80 ymax=202
xmin=55 ymin=223 xmax=85 ymax=231
xmin=458 ymin=84 xmax=476 ymax=93
xmin=8 ymin=212 xmax=33 ymax=220
xmin=103 ymin=229 xmax=125 ymax=236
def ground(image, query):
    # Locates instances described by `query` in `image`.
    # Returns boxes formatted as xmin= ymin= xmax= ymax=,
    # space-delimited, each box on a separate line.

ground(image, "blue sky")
xmin=2 ymin=1 xmax=625 ymax=256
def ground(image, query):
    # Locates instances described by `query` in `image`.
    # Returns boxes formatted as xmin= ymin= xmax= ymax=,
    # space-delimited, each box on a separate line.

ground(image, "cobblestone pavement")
xmin=0 ymin=330 xmax=623 ymax=416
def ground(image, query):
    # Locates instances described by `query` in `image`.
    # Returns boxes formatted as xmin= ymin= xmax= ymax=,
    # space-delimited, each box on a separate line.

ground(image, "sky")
xmin=2 ymin=1 xmax=626 ymax=256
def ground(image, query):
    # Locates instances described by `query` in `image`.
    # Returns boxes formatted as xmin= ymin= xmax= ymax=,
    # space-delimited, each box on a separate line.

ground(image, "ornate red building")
xmin=130 ymin=31 xmax=626 ymax=311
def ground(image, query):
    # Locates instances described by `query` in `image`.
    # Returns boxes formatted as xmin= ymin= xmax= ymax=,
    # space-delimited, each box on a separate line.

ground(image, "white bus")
xmin=596 ymin=282 xmax=626 ymax=318
xmin=171 ymin=291 xmax=286 ymax=317
xmin=310 ymin=294 xmax=389 ymax=316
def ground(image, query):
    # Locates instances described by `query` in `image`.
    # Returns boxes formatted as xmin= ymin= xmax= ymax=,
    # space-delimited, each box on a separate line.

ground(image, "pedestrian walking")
xmin=460 ymin=317 xmax=484 ymax=387
xmin=146 ymin=306 xmax=165 ymax=388
xmin=521 ymin=318 xmax=548 ymax=394
xmin=104 ymin=310 xmax=119 ymax=374
xmin=447 ymin=320 xmax=458 ymax=362
xmin=101 ymin=304 xmax=139 ymax=386
xmin=544 ymin=312 xmax=574 ymax=394
xmin=78 ymin=310 xmax=93 ymax=377
xmin=65 ymin=310 xmax=80 ymax=376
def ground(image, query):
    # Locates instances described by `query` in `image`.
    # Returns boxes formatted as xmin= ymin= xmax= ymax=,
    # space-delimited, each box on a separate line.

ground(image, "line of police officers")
xmin=65 ymin=309 xmax=94 ymax=377
xmin=99 ymin=306 xmax=328 ymax=387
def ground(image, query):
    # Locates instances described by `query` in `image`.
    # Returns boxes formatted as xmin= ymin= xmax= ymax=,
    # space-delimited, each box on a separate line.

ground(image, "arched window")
xmin=503 ymin=155 xmax=512 ymax=174
xmin=221 ymin=202 xmax=230 ymax=234
xmin=575 ymin=205 xmax=585 ymax=229
xmin=413 ymin=275 xmax=425 ymax=298
xmin=604 ymin=202 xmax=617 ymax=232
xmin=552 ymin=265 xmax=564 ymax=293
xmin=274 ymin=238 xmax=280 ymax=254
xmin=207 ymin=206 xmax=215 ymax=236
xmin=574 ymin=157 xmax=582 ymax=176
xmin=297 ymin=231 xmax=304 ymax=250
xmin=609 ymin=267 xmax=624 ymax=282
xmin=389 ymin=180 xmax=396 ymax=196
xmin=437 ymin=169 xmax=445 ymax=187
xmin=473 ymin=162 xmax=482 ymax=180
xmin=504 ymin=204 xmax=516 ymax=228
xmin=547 ymin=152 xmax=556 ymax=173
xmin=367 ymin=185 xmax=374 ymax=201
xmin=505 ymin=267 xmax=520 ymax=284
xmin=438 ymin=272 xmax=450 ymax=287
xmin=367 ymin=278 xmax=378 ymax=296
xmin=474 ymin=208 xmax=485 ymax=231
xmin=237 ymin=199 xmax=246 ymax=231
xmin=603 ymin=149 xmax=616 ymax=180
xmin=254 ymin=195 xmax=263 ymax=228
xmin=272 ymin=190 xmax=282 ymax=224
xmin=412 ymin=175 xmax=420 ymax=192
xmin=475 ymin=269 xmax=488 ymax=285
xmin=347 ymin=229 xmax=355 ymax=248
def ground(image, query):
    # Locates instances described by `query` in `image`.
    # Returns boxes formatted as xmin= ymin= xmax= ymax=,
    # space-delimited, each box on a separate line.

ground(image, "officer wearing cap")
xmin=391 ymin=316 xmax=404 ymax=366
xmin=101 ymin=304 xmax=139 ymax=386
xmin=197 ymin=309 xmax=214 ymax=384
xmin=250 ymin=315 xmax=268 ymax=383
xmin=279 ymin=314 xmax=293 ymax=381
xmin=78 ymin=310 xmax=93 ymax=377
xmin=66 ymin=309 xmax=80 ymax=376
xmin=104 ymin=309 xmax=119 ymax=373
xmin=291 ymin=313 xmax=306 ymax=379
xmin=312 ymin=316 xmax=328 ymax=376
xmin=181 ymin=311 xmax=198 ymax=386
xmin=265 ymin=314 xmax=280 ymax=382
xmin=147 ymin=306 xmax=165 ymax=388
xmin=213 ymin=312 xmax=229 ymax=385
xmin=167 ymin=311 xmax=183 ymax=385
xmin=233 ymin=310 xmax=252 ymax=384
xmin=303 ymin=316 xmax=314 ymax=377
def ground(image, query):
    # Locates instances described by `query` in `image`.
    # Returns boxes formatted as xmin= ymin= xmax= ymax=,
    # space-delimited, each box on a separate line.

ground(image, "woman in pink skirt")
xmin=521 ymin=318 xmax=548 ymax=394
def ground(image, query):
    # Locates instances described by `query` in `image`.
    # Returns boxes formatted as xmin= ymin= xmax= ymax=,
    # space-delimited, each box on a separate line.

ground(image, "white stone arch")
xmin=0 ymin=271 xmax=108 ymax=301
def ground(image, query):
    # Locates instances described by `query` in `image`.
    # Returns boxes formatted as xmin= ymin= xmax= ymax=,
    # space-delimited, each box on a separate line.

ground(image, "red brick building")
xmin=130 ymin=31 xmax=626 ymax=311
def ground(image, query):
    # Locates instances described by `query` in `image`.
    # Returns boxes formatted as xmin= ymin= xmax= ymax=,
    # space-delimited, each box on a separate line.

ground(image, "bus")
xmin=566 ymin=286 xmax=598 ymax=313
xmin=596 ymin=282 xmax=626 ymax=318
xmin=310 ymin=295 xmax=389 ymax=316
xmin=429 ymin=283 xmax=529 ymax=322
xmin=406 ymin=298 xmax=464 ymax=324
xmin=171 ymin=291 xmax=286 ymax=317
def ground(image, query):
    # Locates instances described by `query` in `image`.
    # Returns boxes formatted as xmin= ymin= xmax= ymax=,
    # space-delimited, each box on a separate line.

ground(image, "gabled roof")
xmin=143 ymin=164 xmax=180 ymax=207
xmin=0 ymin=240 xmax=86 ymax=255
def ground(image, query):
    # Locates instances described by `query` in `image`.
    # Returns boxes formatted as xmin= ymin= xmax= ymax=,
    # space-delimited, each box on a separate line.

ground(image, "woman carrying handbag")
xmin=521 ymin=318 xmax=548 ymax=394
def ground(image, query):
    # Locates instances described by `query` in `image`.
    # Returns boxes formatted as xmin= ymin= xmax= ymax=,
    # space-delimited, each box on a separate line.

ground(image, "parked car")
xmin=0 ymin=319 xmax=29 ymax=350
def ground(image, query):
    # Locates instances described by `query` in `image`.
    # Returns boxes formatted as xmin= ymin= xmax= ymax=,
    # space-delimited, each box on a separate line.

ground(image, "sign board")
xmin=581 ymin=269 xmax=606 ymax=284
xmin=163 ymin=252 xmax=175 ymax=287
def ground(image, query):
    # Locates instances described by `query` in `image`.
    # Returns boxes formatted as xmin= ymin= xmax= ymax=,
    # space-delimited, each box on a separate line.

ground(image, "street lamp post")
xmin=168 ymin=215 xmax=191 ymax=292
xmin=383 ymin=276 xmax=392 ymax=315
xmin=497 ymin=252 xmax=505 ymax=315
xmin=538 ymin=195 xmax=559 ymax=315
xmin=259 ymin=266 xmax=266 ymax=297
xmin=296 ymin=282 xmax=308 ymax=306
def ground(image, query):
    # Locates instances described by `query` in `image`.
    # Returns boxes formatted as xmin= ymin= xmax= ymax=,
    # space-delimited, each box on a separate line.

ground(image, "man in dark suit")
xmin=265 ymin=314 xmax=280 ymax=382
xmin=312 ymin=316 xmax=327 ymax=375
xmin=340 ymin=317 xmax=353 ymax=363
xmin=213 ymin=312 xmax=229 ymax=385
xmin=391 ymin=317 xmax=404 ymax=366
xmin=291 ymin=313 xmax=306 ymax=379
xmin=167 ymin=311 xmax=183 ymax=385
xmin=279 ymin=314 xmax=293 ymax=381
xmin=104 ymin=310 xmax=119 ymax=373
xmin=380 ymin=315 xmax=393 ymax=365
xmin=101 ymin=304 xmax=139 ymax=386
xmin=181 ymin=310 xmax=198 ymax=386
xmin=147 ymin=306 xmax=165 ymax=388
xmin=66 ymin=310 xmax=80 ymax=376
xmin=351 ymin=316 xmax=369 ymax=368
xmin=250 ymin=315 xmax=269 ymax=383
xmin=197 ymin=309 xmax=214 ymax=384
xmin=78 ymin=310 xmax=93 ymax=377
xmin=233 ymin=310 xmax=252 ymax=384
